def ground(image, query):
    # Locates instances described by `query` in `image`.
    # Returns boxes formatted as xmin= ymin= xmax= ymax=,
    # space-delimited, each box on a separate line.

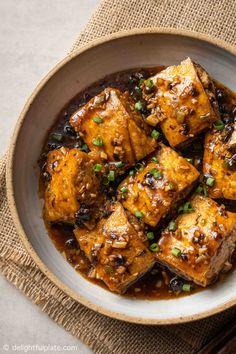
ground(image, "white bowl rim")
xmin=6 ymin=27 xmax=236 ymax=325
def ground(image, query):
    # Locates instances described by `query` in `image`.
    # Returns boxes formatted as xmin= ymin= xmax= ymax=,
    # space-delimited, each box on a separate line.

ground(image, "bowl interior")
xmin=10 ymin=31 xmax=236 ymax=323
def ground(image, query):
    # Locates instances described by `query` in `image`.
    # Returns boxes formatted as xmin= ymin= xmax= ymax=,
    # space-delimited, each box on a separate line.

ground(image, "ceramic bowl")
xmin=7 ymin=28 xmax=236 ymax=324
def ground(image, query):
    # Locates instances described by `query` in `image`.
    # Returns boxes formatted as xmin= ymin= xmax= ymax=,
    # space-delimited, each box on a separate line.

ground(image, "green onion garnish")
xmin=151 ymin=129 xmax=160 ymax=140
xmin=172 ymin=247 xmax=181 ymax=257
xmin=149 ymin=243 xmax=159 ymax=252
xmin=107 ymin=170 xmax=115 ymax=182
xmin=150 ymin=168 xmax=162 ymax=179
xmin=168 ymin=221 xmax=177 ymax=231
xmin=151 ymin=157 xmax=158 ymax=163
xmin=116 ymin=161 xmax=124 ymax=168
xmin=185 ymin=158 xmax=193 ymax=164
xmin=182 ymin=284 xmax=191 ymax=292
xmin=147 ymin=232 xmax=154 ymax=240
xmin=146 ymin=78 xmax=154 ymax=89
xmin=93 ymin=164 xmax=102 ymax=172
xmin=206 ymin=177 xmax=215 ymax=187
xmin=92 ymin=116 xmax=103 ymax=124
xmin=178 ymin=202 xmax=194 ymax=214
xmin=120 ymin=186 xmax=128 ymax=193
xmin=139 ymin=78 xmax=145 ymax=87
xmin=196 ymin=185 xmax=203 ymax=194
xmin=135 ymin=163 xmax=144 ymax=171
xmin=79 ymin=144 xmax=89 ymax=153
xmin=203 ymin=185 xmax=208 ymax=196
xmin=135 ymin=211 xmax=144 ymax=219
xmin=135 ymin=101 xmax=143 ymax=110
xmin=92 ymin=137 xmax=104 ymax=147
xmin=214 ymin=120 xmax=225 ymax=131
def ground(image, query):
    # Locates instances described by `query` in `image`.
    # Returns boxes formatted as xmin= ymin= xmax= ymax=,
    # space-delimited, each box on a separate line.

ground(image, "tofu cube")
xmin=203 ymin=123 xmax=236 ymax=200
xmin=143 ymin=58 xmax=219 ymax=148
xmin=74 ymin=203 xmax=155 ymax=293
xmin=44 ymin=147 xmax=103 ymax=224
xmin=157 ymin=194 xmax=236 ymax=286
xmin=118 ymin=143 xmax=199 ymax=227
xmin=70 ymin=88 xmax=157 ymax=169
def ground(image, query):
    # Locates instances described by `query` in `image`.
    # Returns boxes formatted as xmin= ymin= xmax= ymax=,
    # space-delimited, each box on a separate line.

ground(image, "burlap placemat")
xmin=1 ymin=0 xmax=236 ymax=353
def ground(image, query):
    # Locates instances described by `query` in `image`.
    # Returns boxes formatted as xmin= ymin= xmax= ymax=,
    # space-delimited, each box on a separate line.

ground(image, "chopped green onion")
xmin=116 ymin=161 xmax=124 ymax=168
xmin=135 ymin=211 xmax=144 ymax=219
xmin=139 ymin=78 xmax=145 ymax=87
xmin=120 ymin=186 xmax=128 ymax=193
xmin=50 ymin=132 xmax=64 ymax=142
xmin=206 ymin=177 xmax=215 ymax=187
xmin=92 ymin=137 xmax=104 ymax=147
xmin=203 ymin=185 xmax=208 ymax=196
xmin=178 ymin=202 xmax=194 ymax=214
xmin=196 ymin=185 xmax=203 ymax=194
xmin=214 ymin=120 xmax=225 ymax=131
xmin=93 ymin=164 xmax=102 ymax=172
xmin=129 ymin=170 xmax=135 ymax=177
xmin=172 ymin=247 xmax=181 ymax=257
xmin=135 ymin=163 xmax=144 ymax=171
xmin=146 ymin=78 xmax=154 ymax=89
xmin=107 ymin=170 xmax=115 ymax=182
xmin=151 ymin=129 xmax=160 ymax=140
xmin=147 ymin=232 xmax=154 ymax=240
xmin=79 ymin=144 xmax=89 ymax=153
xmin=185 ymin=158 xmax=193 ymax=164
xmin=150 ymin=168 xmax=162 ymax=179
xmin=182 ymin=284 xmax=191 ymax=292
xmin=135 ymin=101 xmax=143 ymax=110
xmin=168 ymin=220 xmax=177 ymax=231
xmin=92 ymin=116 xmax=103 ymax=124
xmin=149 ymin=243 xmax=159 ymax=252
xmin=151 ymin=157 xmax=159 ymax=163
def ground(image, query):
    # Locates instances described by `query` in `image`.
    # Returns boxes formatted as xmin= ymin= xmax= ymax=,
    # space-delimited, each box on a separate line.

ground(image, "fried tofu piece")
xmin=157 ymin=194 xmax=236 ymax=287
xmin=118 ymin=143 xmax=199 ymax=227
xmin=74 ymin=203 xmax=155 ymax=293
xmin=143 ymin=58 xmax=219 ymax=148
xmin=44 ymin=147 xmax=103 ymax=224
xmin=70 ymin=88 xmax=157 ymax=170
xmin=203 ymin=123 xmax=236 ymax=200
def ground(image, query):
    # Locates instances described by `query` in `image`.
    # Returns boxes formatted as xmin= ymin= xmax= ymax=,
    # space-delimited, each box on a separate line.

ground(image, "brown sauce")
xmin=39 ymin=67 xmax=236 ymax=300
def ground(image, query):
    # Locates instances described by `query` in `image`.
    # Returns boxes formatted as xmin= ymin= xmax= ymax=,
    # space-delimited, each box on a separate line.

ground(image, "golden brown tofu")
xmin=157 ymin=194 xmax=236 ymax=287
xmin=44 ymin=147 xmax=103 ymax=224
xmin=143 ymin=58 xmax=219 ymax=148
xmin=70 ymin=88 xmax=157 ymax=170
xmin=74 ymin=203 xmax=155 ymax=293
xmin=203 ymin=123 xmax=236 ymax=200
xmin=118 ymin=143 xmax=199 ymax=227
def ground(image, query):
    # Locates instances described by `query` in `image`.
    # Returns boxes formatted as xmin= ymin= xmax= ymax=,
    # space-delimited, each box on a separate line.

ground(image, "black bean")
xmin=65 ymin=237 xmax=77 ymax=249
xmin=169 ymin=277 xmax=184 ymax=292
xmin=64 ymin=124 xmax=76 ymax=136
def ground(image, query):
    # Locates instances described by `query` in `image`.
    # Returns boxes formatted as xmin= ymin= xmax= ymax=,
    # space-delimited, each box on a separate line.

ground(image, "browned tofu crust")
xmin=143 ymin=58 xmax=219 ymax=147
xmin=69 ymin=87 xmax=157 ymax=170
xmin=157 ymin=194 xmax=236 ymax=286
xmin=44 ymin=147 xmax=104 ymax=224
xmin=118 ymin=143 xmax=199 ymax=227
xmin=204 ymin=123 xmax=236 ymax=201
xmin=74 ymin=203 xmax=155 ymax=293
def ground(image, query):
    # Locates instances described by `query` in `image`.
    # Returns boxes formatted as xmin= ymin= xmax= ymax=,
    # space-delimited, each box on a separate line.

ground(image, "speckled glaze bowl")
xmin=7 ymin=29 xmax=236 ymax=324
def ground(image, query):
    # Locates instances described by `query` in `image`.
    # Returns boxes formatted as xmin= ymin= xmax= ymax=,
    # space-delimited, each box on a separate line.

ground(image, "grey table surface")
xmin=0 ymin=1 xmax=99 ymax=353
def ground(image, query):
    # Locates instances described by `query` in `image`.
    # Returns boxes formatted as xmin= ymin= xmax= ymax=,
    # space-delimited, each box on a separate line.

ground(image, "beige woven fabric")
xmin=1 ymin=0 xmax=236 ymax=353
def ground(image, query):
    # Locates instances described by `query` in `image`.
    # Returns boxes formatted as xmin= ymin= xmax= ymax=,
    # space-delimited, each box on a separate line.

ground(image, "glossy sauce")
xmin=39 ymin=67 xmax=236 ymax=299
